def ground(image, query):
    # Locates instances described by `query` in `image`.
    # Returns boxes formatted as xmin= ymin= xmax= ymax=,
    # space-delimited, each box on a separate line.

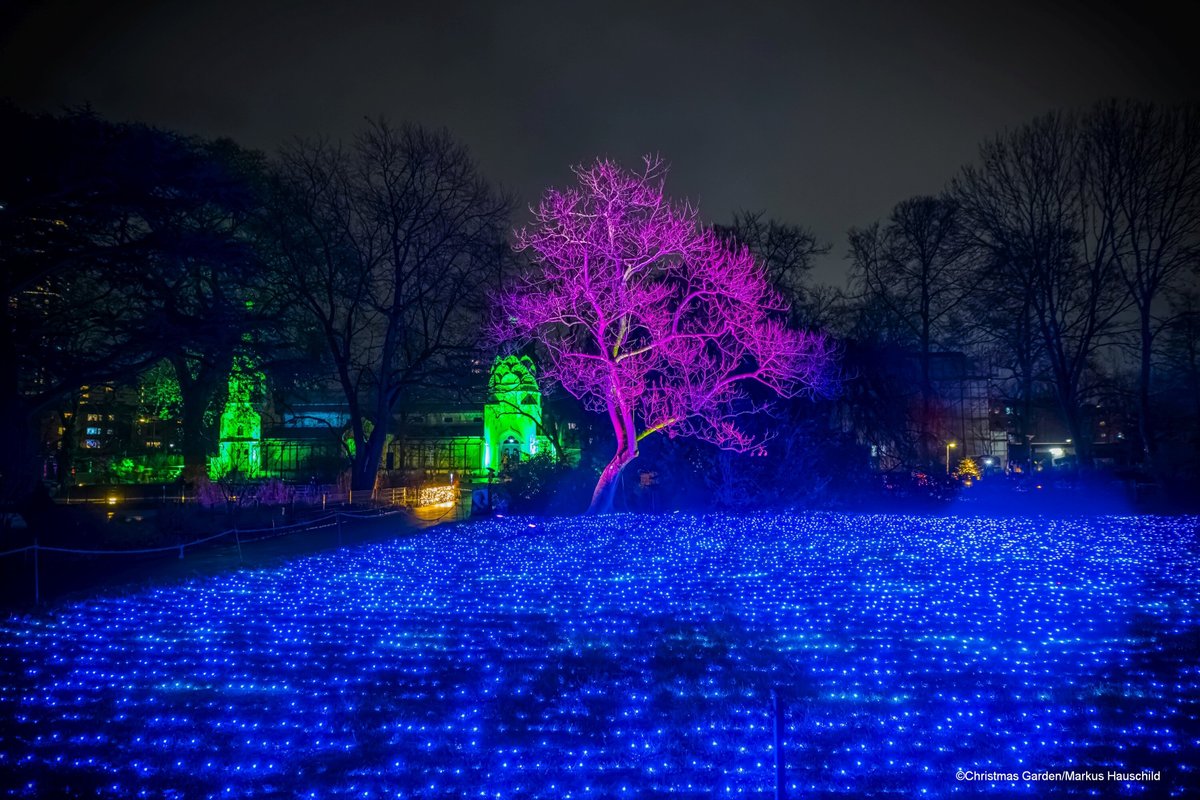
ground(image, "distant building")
xmin=849 ymin=348 xmax=1008 ymax=473
xmin=208 ymin=355 xmax=577 ymax=486
xmin=927 ymin=352 xmax=1008 ymax=468
xmin=261 ymin=402 xmax=349 ymax=482
xmin=208 ymin=359 xmax=263 ymax=479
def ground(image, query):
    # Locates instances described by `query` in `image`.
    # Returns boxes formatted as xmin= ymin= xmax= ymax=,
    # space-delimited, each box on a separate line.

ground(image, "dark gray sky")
xmin=3 ymin=0 xmax=1196 ymax=284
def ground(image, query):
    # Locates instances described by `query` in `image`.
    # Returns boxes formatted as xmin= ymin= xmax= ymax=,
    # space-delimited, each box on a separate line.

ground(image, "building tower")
xmin=482 ymin=355 xmax=549 ymax=472
xmin=209 ymin=357 xmax=263 ymax=479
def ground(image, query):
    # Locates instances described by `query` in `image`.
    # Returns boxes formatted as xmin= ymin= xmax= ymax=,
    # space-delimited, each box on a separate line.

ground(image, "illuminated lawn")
xmin=2 ymin=513 xmax=1198 ymax=798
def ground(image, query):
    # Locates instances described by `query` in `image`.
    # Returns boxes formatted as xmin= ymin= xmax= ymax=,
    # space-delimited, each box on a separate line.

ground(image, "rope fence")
xmin=0 ymin=508 xmax=406 ymax=605
xmin=54 ymin=487 xmax=408 ymax=508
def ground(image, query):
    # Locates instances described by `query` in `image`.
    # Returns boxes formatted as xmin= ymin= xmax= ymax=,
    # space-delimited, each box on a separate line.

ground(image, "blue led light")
xmin=0 ymin=513 xmax=1197 ymax=797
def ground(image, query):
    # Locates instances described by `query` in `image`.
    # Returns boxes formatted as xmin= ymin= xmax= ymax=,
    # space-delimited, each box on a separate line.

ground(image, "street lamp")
xmin=945 ymin=441 xmax=956 ymax=475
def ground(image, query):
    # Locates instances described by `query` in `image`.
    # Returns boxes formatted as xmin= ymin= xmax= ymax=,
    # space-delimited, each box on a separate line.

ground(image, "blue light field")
xmin=2 ymin=513 xmax=1198 ymax=797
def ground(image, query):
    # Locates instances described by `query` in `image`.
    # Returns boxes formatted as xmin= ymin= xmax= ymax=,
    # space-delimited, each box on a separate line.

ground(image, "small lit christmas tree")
xmin=954 ymin=456 xmax=981 ymax=482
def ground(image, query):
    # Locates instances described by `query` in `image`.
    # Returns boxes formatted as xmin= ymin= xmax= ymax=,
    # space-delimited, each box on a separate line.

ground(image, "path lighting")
xmin=945 ymin=441 xmax=956 ymax=475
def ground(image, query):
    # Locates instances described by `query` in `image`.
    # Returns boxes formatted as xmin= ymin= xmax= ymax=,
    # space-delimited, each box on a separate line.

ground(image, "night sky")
xmin=3 ymin=0 xmax=1196 ymax=284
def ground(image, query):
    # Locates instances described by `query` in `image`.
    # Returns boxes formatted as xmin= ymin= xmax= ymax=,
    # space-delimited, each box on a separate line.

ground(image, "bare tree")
xmin=269 ymin=120 xmax=511 ymax=492
xmin=965 ymin=249 xmax=1046 ymax=448
xmin=715 ymin=211 xmax=829 ymax=325
xmin=1089 ymin=101 xmax=1200 ymax=473
xmin=848 ymin=196 xmax=975 ymax=464
xmin=0 ymin=106 xmax=262 ymax=501
xmin=1160 ymin=290 xmax=1200 ymax=453
xmin=954 ymin=113 xmax=1130 ymax=468
xmin=496 ymin=157 xmax=834 ymax=513
xmin=129 ymin=138 xmax=270 ymax=484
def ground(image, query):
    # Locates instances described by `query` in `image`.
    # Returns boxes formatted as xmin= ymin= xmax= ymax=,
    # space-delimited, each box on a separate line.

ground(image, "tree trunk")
xmin=919 ymin=343 xmax=933 ymax=466
xmin=1137 ymin=312 xmax=1158 ymax=478
xmin=171 ymin=354 xmax=230 ymax=487
xmin=587 ymin=397 xmax=638 ymax=514
xmin=587 ymin=447 xmax=636 ymax=514
xmin=1062 ymin=403 xmax=1093 ymax=471
xmin=179 ymin=405 xmax=209 ymax=486
xmin=350 ymin=426 xmax=388 ymax=494
xmin=919 ymin=289 xmax=934 ymax=467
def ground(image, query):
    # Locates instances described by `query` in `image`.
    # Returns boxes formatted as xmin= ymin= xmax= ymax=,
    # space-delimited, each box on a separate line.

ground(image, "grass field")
xmin=2 ymin=513 xmax=1197 ymax=797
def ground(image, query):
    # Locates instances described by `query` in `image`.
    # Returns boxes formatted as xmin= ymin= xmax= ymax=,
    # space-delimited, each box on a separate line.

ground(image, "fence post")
xmin=337 ymin=513 xmax=343 ymax=547
xmin=234 ymin=525 xmax=243 ymax=563
xmin=772 ymin=688 xmax=786 ymax=800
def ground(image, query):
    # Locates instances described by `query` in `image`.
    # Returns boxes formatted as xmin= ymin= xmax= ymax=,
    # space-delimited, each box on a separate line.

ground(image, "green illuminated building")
xmin=204 ymin=355 xmax=574 ymax=484
xmin=387 ymin=355 xmax=566 ymax=478
xmin=208 ymin=358 xmax=263 ymax=480
xmin=482 ymin=355 xmax=551 ymax=472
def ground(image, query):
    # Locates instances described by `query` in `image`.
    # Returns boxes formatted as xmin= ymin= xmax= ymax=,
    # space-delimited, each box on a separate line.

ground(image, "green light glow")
xmin=483 ymin=355 xmax=549 ymax=472
xmin=208 ymin=355 xmax=263 ymax=480
xmin=138 ymin=361 xmax=183 ymax=420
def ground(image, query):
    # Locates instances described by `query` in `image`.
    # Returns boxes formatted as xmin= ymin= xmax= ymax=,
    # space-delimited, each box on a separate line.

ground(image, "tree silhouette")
xmin=268 ymin=120 xmax=510 ymax=492
xmin=1089 ymin=101 xmax=1200 ymax=475
xmin=849 ymin=196 xmax=975 ymax=465
xmin=955 ymin=113 xmax=1129 ymax=468
xmin=0 ymin=105 xmax=262 ymax=501
xmin=497 ymin=157 xmax=833 ymax=513
xmin=714 ymin=211 xmax=828 ymax=326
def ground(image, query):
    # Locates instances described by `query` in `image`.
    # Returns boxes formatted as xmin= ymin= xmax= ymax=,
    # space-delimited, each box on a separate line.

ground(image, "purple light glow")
xmin=498 ymin=156 xmax=834 ymax=512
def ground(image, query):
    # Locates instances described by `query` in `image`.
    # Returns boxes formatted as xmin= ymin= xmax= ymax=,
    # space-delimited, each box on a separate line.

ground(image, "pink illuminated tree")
xmin=497 ymin=157 xmax=834 ymax=513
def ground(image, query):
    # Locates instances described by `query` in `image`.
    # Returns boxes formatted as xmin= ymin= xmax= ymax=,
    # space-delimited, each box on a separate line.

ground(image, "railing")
xmin=56 ymin=484 xmax=466 ymax=510
xmin=56 ymin=485 xmax=355 ymax=507
xmin=0 ymin=507 xmax=404 ymax=606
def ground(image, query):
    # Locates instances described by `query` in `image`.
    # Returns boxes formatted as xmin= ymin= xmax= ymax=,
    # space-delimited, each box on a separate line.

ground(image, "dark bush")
xmin=496 ymin=453 xmax=598 ymax=515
